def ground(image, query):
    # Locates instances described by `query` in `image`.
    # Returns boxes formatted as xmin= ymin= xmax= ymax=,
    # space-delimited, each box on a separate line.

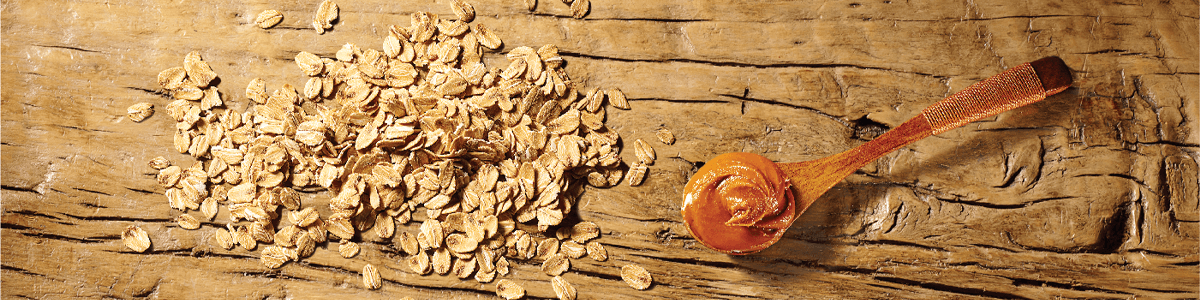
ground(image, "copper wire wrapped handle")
xmin=921 ymin=57 xmax=1072 ymax=135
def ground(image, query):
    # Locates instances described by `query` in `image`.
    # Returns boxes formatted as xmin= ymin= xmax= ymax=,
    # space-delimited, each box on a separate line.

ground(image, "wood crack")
xmin=716 ymin=92 xmax=852 ymax=129
xmin=51 ymin=124 xmax=114 ymax=134
xmin=935 ymin=196 xmax=1077 ymax=210
xmin=558 ymin=51 xmax=948 ymax=78
xmin=73 ymin=187 xmax=113 ymax=196
xmin=529 ymin=12 xmax=713 ymax=23
xmin=1 ymin=264 xmax=49 ymax=278
xmin=56 ymin=212 xmax=172 ymax=223
xmin=1009 ymin=277 xmax=1134 ymax=295
xmin=122 ymin=86 xmax=170 ymax=98
xmin=874 ymin=276 xmax=1032 ymax=299
xmin=125 ymin=187 xmax=157 ymax=195
xmin=1 ymin=184 xmax=42 ymax=195
xmin=32 ymin=44 xmax=103 ymax=54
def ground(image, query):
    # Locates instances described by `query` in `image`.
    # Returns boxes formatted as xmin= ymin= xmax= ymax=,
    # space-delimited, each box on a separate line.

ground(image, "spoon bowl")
xmin=681 ymin=57 xmax=1073 ymax=255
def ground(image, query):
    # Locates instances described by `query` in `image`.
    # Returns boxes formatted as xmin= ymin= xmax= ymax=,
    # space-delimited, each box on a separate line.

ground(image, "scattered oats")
xmin=255 ymin=10 xmax=284 ymax=29
xmin=452 ymin=256 xmax=477 ymax=279
xmin=213 ymin=227 xmax=235 ymax=250
xmin=148 ymin=156 xmax=172 ymax=170
xmin=245 ymin=78 xmax=267 ymax=104
xmin=303 ymin=77 xmax=322 ymax=100
xmin=313 ymin=0 xmax=339 ymax=34
xmin=555 ymin=226 xmax=572 ymax=240
xmin=297 ymin=232 xmax=317 ymax=258
xmin=419 ymin=219 xmax=445 ymax=249
xmin=634 ymin=139 xmax=656 ymax=165
xmin=408 ymin=250 xmax=432 ymax=275
xmin=398 ymin=231 xmax=419 ymax=255
xmin=433 ymin=248 xmax=453 ymax=275
xmin=275 ymin=225 xmax=301 ymax=247
xmin=451 ymin=0 xmax=475 ymax=23
xmin=621 ymin=264 xmax=652 ymax=290
xmin=495 ymin=279 xmax=525 ymax=300
xmin=446 ymin=233 xmax=479 ymax=253
xmin=541 ymin=253 xmax=570 ymax=276
xmin=261 ymin=245 xmax=292 ymax=268
xmin=122 ymin=225 xmax=151 ymax=252
xmin=339 ymin=240 xmax=361 ymax=258
xmin=248 ymin=221 xmax=274 ymax=243
xmin=127 ymin=103 xmax=154 ymax=122
xmin=475 ymin=268 xmax=496 ymax=283
xmin=183 ymin=51 xmax=217 ymax=88
xmin=586 ymin=241 xmax=607 ymax=261
xmin=551 ymin=276 xmax=577 ymax=300
xmin=570 ymin=222 xmax=599 ymax=243
xmin=607 ymin=88 xmax=630 ymax=109
xmin=570 ymin=0 xmax=589 ymax=19
xmin=560 ymin=240 xmax=586 ymax=259
xmin=235 ymin=225 xmax=257 ymax=250
xmin=535 ymin=238 xmax=560 ymax=260
xmin=626 ymin=163 xmax=648 ymax=186
xmin=174 ymin=86 xmax=204 ymax=101
xmin=524 ymin=0 xmax=537 ymax=11
xmin=200 ymin=197 xmax=218 ymax=220
xmin=139 ymin=3 xmax=647 ymax=293
xmin=158 ymin=67 xmax=187 ymax=90
xmin=158 ymin=165 xmax=182 ymax=187
xmin=374 ymin=214 xmax=395 ymax=239
xmin=177 ymin=214 xmax=201 ymax=230
xmin=496 ymin=257 xmax=511 ymax=276
xmin=295 ymin=51 xmax=324 ymax=76
xmin=327 ymin=218 xmax=354 ymax=240
xmin=656 ymin=128 xmax=675 ymax=145
xmin=363 ymin=264 xmax=382 ymax=290
xmin=474 ymin=24 xmax=502 ymax=50
xmin=582 ymin=88 xmax=604 ymax=113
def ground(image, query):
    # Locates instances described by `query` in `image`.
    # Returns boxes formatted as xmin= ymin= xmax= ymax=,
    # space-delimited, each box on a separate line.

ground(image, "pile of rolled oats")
xmin=136 ymin=0 xmax=661 ymax=297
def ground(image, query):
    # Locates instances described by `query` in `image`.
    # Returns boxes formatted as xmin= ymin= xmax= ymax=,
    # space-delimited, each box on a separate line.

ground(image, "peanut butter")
xmin=681 ymin=152 xmax=795 ymax=254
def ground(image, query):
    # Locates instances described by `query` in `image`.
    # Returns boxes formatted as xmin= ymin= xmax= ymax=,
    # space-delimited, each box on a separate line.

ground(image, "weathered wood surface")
xmin=2 ymin=0 xmax=1198 ymax=299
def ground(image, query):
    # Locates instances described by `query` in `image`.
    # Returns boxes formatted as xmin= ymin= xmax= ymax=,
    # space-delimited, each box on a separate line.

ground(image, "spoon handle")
xmin=920 ymin=56 xmax=1072 ymax=134
xmin=781 ymin=57 xmax=1072 ymax=209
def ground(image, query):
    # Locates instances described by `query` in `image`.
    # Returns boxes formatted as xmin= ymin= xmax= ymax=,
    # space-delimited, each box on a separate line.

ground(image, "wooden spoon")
xmin=681 ymin=57 xmax=1073 ymax=255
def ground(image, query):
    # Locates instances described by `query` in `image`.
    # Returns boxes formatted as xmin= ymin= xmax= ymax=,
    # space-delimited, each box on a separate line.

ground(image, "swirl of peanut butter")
xmin=682 ymin=152 xmax=796 ymax=254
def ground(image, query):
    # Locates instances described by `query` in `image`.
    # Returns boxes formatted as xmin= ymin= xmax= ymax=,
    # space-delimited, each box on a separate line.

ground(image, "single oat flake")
xmin=177 ymin=214 xmax=201 ymax=230
xmin=255 ymin=10 xmax=284 ymax=29
xmin=586 ymin=241 xmax=607 ymax=261
xmin=339 ymin=240 xmax=361 ymax=258
xmin=495 ymin=279 xmax=525 ymax=300
xmin=213 ymin=227 xmax=235 ymax=250
xmin=570 ymin=0 xmax=589 ymax=19
xmin=560 ymin=241 xmax=586 ymax=259
xmin=621 ymin=264 xmax=653 ymax=290
xmin=127 ymin=102 xmax=154 ymax=122
xmin=551 ymin=276 xmax=577 ymax=300
xmin=626 ymin=163 xmax=648 ymax=186
xmin=656 ymin=128 xmax=675 ymax=145
xmin=313 ymin=0 xmax=339 ymax=34
xmin=122 ymin=225 xmax=151 ymax=252
xmin=634 ymin=138 xmax=656 ymax=165
xmin=363 ymin=264 xmax=382 ymax=290
xmin=541 ymin=253 xmax=570 ymax=276
xmin=607 ymin=88 xmax=629 ymax=109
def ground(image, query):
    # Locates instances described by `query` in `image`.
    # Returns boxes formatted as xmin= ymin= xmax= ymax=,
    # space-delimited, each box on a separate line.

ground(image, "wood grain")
xmin=2 ymin=0 xmax=1197 ymax=299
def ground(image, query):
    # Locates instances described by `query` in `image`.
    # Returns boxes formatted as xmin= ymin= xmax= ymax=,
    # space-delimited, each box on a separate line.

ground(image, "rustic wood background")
xmin=3 ymin=0 xmax=1197 ymax=299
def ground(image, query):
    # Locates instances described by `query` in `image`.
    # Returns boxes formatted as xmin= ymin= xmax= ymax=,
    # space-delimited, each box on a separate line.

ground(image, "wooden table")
xmin=3 ymin=0 xmax=1197 ymax=298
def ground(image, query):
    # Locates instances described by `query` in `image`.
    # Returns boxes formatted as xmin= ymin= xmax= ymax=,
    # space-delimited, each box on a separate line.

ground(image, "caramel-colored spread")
xmin=681 ymin=152 xmax=795 ymax=255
